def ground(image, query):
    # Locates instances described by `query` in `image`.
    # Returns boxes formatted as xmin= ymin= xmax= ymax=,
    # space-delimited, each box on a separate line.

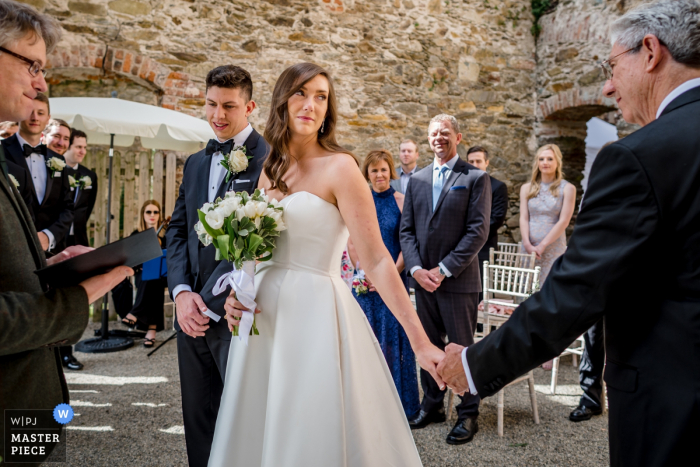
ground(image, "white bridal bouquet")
xmin=195 ymin=189 xmax=286 ymax=344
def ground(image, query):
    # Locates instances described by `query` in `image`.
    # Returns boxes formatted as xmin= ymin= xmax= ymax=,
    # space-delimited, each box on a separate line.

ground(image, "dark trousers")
xmin=578 ymin=320 xmax=605 ymax=408
xmin=177 ymin=331 xmax=230 ymax=467
xmin=59 ymin=345 xmax=73 ymax=360
xmin=415 ymin=288 xmax=480 ymax=420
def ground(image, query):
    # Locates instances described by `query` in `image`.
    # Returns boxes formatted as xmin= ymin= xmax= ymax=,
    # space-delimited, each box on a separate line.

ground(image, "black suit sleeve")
xmin=441 ymin=171 xmax=491 ymax=277
xmin=46 ymin=169 xmax=75 ymax=246
xmin=166 ymin=156 xmax=194 ymax=295
xmin=467 ymin=145 xmax=659 ymax=397
xmin=489 ymin=181 xmax=508 ymax=239
xmin=399 ymin=177 xmax=421 ymax=273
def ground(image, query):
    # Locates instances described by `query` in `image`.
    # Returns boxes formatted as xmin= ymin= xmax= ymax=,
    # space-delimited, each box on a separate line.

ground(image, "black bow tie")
xmin=23 ymin=143 xmax=47 ymax=158
xmin=205 ymin=139 xmax=234 ymax=156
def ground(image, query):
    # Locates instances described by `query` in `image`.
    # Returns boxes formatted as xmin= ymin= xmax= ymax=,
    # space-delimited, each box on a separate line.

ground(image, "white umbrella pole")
xmin=106 ymin=134 xmax=114 ymax=244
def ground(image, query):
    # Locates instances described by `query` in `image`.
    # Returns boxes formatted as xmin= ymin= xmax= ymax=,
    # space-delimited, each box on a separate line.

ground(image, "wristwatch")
xmin=438 ymin=265 xmax=447 ymax=277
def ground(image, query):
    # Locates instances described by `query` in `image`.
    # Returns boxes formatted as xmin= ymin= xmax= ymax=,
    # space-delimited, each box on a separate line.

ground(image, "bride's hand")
xmin=415 ymin=342 xmax=446 ymax=391
xmin=224 ymin=290 xmax=262 ymax=332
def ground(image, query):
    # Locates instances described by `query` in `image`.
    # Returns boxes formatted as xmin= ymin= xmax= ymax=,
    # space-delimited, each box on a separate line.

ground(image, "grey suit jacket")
xmin=0 ymin=147 xmax=89 ymax=456
xmin=399 ymin=157 xmax=491 ymax=293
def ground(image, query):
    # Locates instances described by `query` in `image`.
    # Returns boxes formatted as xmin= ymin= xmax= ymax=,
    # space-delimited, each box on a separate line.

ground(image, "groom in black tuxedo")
xmin=166 ymin=65 xmax=269 ymax=467
xmin=400 ymin=114 xmax=491 ymax=444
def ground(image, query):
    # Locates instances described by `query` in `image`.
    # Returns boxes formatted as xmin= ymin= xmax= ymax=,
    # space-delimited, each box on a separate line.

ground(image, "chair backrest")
xmin=482 ymin=261 xmax=541 ymax=301
xmin=497 ymin=242 xmax=522 ymax=255
xmin=489 ymin=247 xmax=537 ymax=269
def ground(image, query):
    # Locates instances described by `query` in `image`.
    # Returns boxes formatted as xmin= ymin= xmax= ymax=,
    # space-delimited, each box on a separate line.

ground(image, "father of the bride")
xmin=166 ymin=65 xmax=269 ymax=467
xmin=437 ymin=1 xmax=700 ymax=466
xmin=0 ymin=0 xmax=132 ymax=459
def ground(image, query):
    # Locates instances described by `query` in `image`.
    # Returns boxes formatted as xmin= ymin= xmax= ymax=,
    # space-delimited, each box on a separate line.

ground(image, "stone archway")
xmin=45 ymin=44 xmax=206 ymax=115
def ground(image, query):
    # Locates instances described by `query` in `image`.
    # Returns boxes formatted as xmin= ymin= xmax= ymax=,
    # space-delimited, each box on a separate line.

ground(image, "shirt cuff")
xmin=438 ymin=262 xmax=452 ymax=277
xmin=462 ymin=347 xmax=479 ymax=396
xmin=409 ymin=266 xmax=422 ymax=276
xmin=42 ymin=229 xmax=55 ymax=251
xmin=172 ymin=284 xmax=192 ymax=301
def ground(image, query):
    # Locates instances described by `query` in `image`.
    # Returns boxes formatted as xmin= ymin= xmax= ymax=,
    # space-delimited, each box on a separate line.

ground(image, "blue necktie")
xmin=433 ymin=165 xmax=448 ymax=211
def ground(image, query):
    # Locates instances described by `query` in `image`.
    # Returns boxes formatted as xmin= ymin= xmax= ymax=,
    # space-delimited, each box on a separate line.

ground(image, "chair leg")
xmin=572 ymin=354 xmax=578 ymax=367
xmin=602 ymin=381 xmax=608 ymax=414
xmin=446 ymin=388 xmax=454 ymax=422
xmin=550 ymin=356 xmax=560 ymax=395
xmin=527 ymin=372 xmax=540 ymax=424
xmin=497 ymin=389 xmax=504 ymax=437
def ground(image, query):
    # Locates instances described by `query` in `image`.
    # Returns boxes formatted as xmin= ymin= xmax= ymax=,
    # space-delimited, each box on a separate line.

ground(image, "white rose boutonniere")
xmin=80 ymin=175 xmax=92 ymax=188
xmin=220 ymin=145 xmax=252 ymax=183
xmin=8 ymin=174 xmax=20 ymax=189
xmin=68 ymin=174 xmax=78 ymax=188
xmin=46 ymin=157 xmax=66 ymax=177
xmin=69 ymin=174 xmax=92 ymax=189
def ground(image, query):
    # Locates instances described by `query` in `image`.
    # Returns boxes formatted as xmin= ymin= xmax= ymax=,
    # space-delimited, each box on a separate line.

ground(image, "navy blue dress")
xmin=353 ymin=187 xmax=420 ymax=418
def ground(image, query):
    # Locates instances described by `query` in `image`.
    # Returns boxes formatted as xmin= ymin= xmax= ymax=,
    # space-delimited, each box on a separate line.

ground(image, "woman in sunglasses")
xmin=120 ymin=200 xmax=168 ymax=347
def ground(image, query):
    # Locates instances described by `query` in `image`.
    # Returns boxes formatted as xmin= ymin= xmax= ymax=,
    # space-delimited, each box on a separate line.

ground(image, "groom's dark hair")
xmin=205 ymin=65 xmax=253 ymax=102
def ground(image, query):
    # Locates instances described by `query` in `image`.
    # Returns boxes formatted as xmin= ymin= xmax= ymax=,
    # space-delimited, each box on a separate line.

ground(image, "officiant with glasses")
xmin=166 ymin=65 xmax=269 ymax=467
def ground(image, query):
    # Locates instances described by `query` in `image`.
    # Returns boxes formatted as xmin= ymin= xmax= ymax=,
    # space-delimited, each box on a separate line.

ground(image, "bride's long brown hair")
xmin=263 ymin=62 xmax=355 ymax=194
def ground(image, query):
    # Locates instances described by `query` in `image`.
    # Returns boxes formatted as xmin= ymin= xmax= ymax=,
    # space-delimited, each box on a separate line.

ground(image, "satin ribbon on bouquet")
xmin=212 ymin=261 xmax=257 ymax=345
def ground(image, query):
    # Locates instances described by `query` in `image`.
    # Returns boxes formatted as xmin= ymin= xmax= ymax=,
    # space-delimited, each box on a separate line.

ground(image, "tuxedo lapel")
xmin=2 ymin=134 xmax=29 ymax=171
xmin=41 ymin=151 xmax=57 ymax=207
xmin=217 ymin=129 xmax=262 ymax=197
xmin=197 ymin=152 xmax=213 ymax=209
xmin=431 ymin=158 xmax=464 ymax=218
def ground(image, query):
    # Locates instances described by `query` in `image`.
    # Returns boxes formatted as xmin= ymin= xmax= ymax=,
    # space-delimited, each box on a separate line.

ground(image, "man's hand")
xmin=79 ymin=266 xmax=134 ymax=304
xmin=428 ymin=266 xmax=446 ymax=284
xmin=224 ymin=290 xmax=261 ymax=333
xmin=37 ymin=232 xmax=49 ymax=251
xmin=413 ymin=268 xmax=441 ymax=293
xmin=437 ymin=343 xmax=470 ymax=395
xmin=47 ymin=245 xmax=93 ymax=266
xmin=175 ymin=291 xmax=210 ymax=337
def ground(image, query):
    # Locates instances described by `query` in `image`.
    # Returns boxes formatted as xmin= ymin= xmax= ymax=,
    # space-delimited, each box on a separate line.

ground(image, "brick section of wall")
xmin=46 ymin=44 xmax=205 ymax=116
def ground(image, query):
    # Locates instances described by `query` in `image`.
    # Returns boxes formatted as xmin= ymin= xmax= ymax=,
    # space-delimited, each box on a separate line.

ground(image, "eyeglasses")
xmin=145 ymin=210 xmax=160 ymax=215
xmin=0 ymin=46 xmax=48 ymax=78
xmin=600 ymin=44 xmax=641 ymax=80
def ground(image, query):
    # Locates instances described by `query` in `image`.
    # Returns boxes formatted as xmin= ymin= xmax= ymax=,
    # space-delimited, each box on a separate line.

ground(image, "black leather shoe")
xmin=62 ymin=355 xmax=84 ymax=371
xmin=569 ymin=404 xmax=602 ymax=422
xmin=408 ymin=409 xmax=446 ymax=429
xmin=446 ymin=418 xmax=479 ymax=445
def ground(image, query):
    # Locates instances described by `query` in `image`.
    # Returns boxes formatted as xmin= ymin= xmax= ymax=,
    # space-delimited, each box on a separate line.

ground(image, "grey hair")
xmin=429 ymin=113 xmax=460 ymax=134
xmin=610 ymin=0 xmax=700 ymax=67
xmin=0 ymin=0 xmax=62 ymax=54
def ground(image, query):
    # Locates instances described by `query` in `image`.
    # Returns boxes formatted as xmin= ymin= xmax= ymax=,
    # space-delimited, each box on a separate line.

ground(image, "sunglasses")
xmin=145 ymin=210 xmax=160 ymax=215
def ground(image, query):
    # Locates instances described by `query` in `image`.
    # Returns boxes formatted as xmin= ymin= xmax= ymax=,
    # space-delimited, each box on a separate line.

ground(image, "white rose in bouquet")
xmin=205 ymin=209 xmax=225 ymax=230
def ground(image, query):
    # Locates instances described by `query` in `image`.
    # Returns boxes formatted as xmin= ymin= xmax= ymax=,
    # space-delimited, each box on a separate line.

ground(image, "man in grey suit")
xmin=390 ymin=138 xmax=420 ymax=194
xmin=400 ymin=114 xmax=491 ymax=445
xmin=0 ymin=1 xmax=132 ymax=461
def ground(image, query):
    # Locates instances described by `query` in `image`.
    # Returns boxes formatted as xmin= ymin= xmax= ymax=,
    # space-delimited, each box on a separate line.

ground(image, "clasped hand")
xmin=413 ymin=267 xmax=444 ymax=293
xmin=223 ymin=288 xmax=262 ymax=333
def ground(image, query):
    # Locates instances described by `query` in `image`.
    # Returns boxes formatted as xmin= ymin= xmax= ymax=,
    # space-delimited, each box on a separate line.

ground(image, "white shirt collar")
xmin=433 ymin=154 xmax=459 ymax=171
xmin=69 ymin=162 xmax=79 ymax=170
xmin=656 ymin=78 xmax=700 ymax=119
xmin=216 ymin=123 xmax=253 ymax=149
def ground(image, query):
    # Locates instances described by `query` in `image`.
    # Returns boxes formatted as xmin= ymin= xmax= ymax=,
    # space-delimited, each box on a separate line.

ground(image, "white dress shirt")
xmin=655 ymin=78 xmax=700 ymax=119
xmin=409 ymin=154 xmax=459 ymax=279
xmin=16 ymin=132 xmax=55 ymax=250
xmin=399 ymin=165 xmax=417 ymax=194
xmin=172 ymin=123 xmax=254 ymax=310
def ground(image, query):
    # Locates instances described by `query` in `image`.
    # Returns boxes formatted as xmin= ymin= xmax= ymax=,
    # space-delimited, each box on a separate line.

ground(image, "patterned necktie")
xmin=205 ymin=139 xmax=233 ymax=156
xmin=23 ymin=143 xmax=47 ymax=157
xmin=432 ymin=165 xmax=449 ymax=211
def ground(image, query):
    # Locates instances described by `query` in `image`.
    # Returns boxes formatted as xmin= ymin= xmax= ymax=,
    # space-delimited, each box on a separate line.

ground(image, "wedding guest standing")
xmin=390 ymin=139 xmax=420 ymax=194
xmin=438 ymin=2 xmax=700 ymax=465
xmin=348 ymin=149 xmax=419 ymax=419
xmin=121 ymin=200 xmax=167 ymax=347
xmin=166 ymin=65 xmax=269 ymax=467
xmin=400 ymin=114 xmax=491 ymax=445
xmin=466 ymin=146 xmax=508 ymax=274
xmin=520 ymin=144 xmax=575 ymax=285
xmin=42 ymin=117 xmax=71 ymax=156
xmin=64 ymin=129 xmax=97 ymax=248
xmin=1 ymin=93 xmax=75 ymax=254
xmin=0 ymin=1 xmax=132 ymax=459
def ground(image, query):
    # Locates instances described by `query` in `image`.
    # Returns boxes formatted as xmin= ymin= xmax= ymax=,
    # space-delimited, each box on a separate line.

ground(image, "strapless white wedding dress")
xmin=208 ymin=191 xmax=423 ymax=467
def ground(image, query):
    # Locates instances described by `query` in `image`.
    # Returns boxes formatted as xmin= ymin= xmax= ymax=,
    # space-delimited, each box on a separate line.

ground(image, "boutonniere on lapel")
xmin=69 ymin=174 xmax=92 ymax=190
xmin=46 ymin=157 xmax=66 ymax=178
xmin=8 ymin=174 xmax=20 ymax=189
xmin=220 ymin=145 xmax=252 ymax=183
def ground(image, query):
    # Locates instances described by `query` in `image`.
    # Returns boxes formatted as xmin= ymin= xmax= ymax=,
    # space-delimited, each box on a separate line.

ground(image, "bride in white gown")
xmin=207 ymin=63 xmax=445 ymax=467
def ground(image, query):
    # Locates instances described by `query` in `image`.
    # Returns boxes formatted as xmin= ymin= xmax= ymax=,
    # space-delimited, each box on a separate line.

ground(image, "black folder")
xmin=35 ymin=229 xmax=163 ymax=288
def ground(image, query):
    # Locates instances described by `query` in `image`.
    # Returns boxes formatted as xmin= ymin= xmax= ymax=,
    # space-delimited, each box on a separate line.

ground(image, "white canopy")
xmin=49 ymin=97 xmax=214 ymax=152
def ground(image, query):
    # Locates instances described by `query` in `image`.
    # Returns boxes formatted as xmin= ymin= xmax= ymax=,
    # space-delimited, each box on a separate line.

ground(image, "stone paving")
xmin=64 ymin=322 xmax=608 ymax=466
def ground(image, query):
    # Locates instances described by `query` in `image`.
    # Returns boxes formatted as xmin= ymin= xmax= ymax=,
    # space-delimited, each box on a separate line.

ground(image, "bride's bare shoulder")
xmin=323 ymin=152 xmax=360 ymax=171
